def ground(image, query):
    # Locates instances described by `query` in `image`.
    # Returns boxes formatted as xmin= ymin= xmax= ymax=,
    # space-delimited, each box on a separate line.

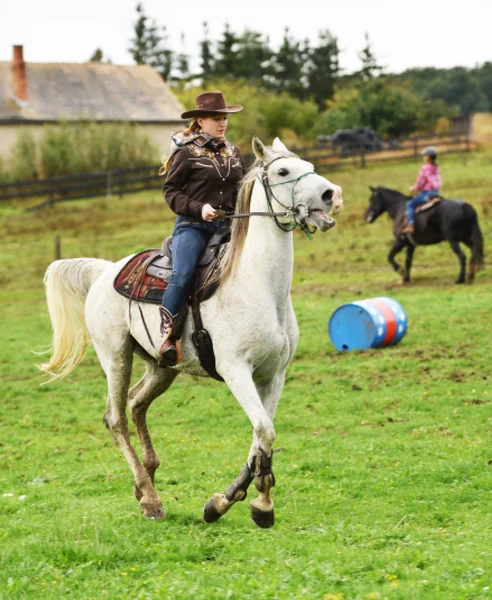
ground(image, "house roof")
xmin=0 ymin=61 xmax=185 ymax=123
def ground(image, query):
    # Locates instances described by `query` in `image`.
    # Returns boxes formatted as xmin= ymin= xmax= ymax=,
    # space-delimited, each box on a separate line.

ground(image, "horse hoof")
xmin=140 ymin=502 xmax=166 ymax=521
xmin=250 ymin=505 xmax=275 ymax=529
xmin=203 ymin=496 xmax=224 ymax=523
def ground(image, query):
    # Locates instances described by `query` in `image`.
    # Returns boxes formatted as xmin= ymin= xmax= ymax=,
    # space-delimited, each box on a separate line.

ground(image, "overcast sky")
xmin=1 ymin=0 xmax=491 ymax=74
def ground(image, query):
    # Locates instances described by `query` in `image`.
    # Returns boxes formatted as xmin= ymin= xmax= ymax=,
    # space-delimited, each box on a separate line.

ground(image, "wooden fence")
xmin=0 ymin=132 xmax=476 ymax=211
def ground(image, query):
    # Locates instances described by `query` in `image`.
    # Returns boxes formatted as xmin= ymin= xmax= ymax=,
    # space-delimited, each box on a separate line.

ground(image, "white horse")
xmin=40 ymin=137 xmax=343 ymax=528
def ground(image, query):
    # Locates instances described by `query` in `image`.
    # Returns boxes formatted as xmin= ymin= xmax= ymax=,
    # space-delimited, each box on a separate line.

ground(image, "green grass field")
xmin=1 ymin=152 xmax=491 ymax=599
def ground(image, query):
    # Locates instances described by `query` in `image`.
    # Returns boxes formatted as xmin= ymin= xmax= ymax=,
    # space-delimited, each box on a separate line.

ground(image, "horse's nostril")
xmin=322 ymin=188 xmax=334 ymax=203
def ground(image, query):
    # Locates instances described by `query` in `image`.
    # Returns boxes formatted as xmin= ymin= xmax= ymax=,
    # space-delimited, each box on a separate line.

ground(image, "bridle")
xmin=218 ymin=155 xmax=321 ymax=238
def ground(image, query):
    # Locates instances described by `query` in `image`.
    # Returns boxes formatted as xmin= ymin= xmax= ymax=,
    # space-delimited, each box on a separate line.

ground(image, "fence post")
xmin=54 ymin=234 xmax=61 ymax=260
xmin=360 ymin=146 xmax=366 ymax=168
xmin=413 ymin=137 xmax=418 ymax=161
xmin=118 ymin=171 xmax=123 ymax=199
xmin=106 ymin=170 xmax=112 ymax=197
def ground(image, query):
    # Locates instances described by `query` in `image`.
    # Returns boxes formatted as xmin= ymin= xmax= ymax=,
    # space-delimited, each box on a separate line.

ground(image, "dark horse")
xmin=365 ymin=186 xmax=484 ymax=284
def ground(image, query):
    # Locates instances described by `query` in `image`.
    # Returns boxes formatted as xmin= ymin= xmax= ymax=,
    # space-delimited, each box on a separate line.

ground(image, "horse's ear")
xmin=252 ymin=137 xmax=268 ymax=162
xmin=272 ymin=137 xmax=288 ymax=153
xmin=369 ymin=185 xmax=376 ymax=192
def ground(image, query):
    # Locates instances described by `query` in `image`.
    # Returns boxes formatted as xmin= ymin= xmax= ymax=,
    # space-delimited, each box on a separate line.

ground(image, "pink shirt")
xmin=412 ymin=163 xmax=442 ymax=192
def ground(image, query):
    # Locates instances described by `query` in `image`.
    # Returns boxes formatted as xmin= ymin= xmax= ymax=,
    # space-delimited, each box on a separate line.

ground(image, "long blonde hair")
xmin=217 ymin=160 xmax=264 ymax=283
xmin=158 ymin=119 xmax=201 ymax=175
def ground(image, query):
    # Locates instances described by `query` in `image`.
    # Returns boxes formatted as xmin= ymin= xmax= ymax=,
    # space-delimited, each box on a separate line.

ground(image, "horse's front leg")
xmin=248 ymin=374 xmax=285 ymax=527
xmin=403 ymin=245 xmax=415 ymax=282
xmin=128 ymin=362 xmax=179 ymax=501
xmin=388 ymin=237 xmax=408 ymax=279
xmin=203 ymin=369 xmax=283 ymax=528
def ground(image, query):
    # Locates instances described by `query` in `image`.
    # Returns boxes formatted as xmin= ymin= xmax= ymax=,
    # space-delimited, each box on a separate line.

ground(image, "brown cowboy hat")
xmin=181 ymin=90 xmax=243 ymax=119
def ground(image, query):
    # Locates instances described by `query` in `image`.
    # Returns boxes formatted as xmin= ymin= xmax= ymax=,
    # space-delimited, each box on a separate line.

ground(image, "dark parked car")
xmin=318 ymin=127 xmax=386 ymax=155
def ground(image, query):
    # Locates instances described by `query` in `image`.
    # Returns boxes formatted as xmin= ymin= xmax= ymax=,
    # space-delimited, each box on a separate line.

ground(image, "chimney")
xmin=12 ymin=45 xmax=28 ymax=105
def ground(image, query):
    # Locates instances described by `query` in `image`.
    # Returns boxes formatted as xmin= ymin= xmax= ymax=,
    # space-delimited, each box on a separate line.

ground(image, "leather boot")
xmin=159 ymin=306 xmax=178 ymax=365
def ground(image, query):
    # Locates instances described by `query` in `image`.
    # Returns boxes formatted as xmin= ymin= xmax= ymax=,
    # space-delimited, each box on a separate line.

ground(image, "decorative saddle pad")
xmin=113 ymin=226 xmax=231 ymax=305
xmin=114 ymin=249 xmax=169 ymax=304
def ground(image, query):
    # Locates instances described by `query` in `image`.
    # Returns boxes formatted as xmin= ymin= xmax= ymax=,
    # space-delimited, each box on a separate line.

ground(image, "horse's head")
xmin=365 ymin=186 xmax=387 ymax=223
xmin=252 ymin=137 xmax=343 ymax=233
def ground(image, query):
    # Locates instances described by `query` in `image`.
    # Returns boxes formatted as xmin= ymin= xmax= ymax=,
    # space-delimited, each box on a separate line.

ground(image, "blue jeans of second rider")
xmin=406 ymin=190 xmax=440 ymax=225
xmin=161 ymin=216 xmax=222 ymax=316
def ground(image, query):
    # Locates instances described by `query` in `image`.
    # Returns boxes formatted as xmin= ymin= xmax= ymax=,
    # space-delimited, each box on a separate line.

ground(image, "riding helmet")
xmin=421 ymin=146 xmax=438 ymax=158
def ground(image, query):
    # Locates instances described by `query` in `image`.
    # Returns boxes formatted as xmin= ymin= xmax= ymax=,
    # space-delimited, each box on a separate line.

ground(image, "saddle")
xmin=113 ymin=225 xmax=231 ymax=305
xmin=415 ymin=195 xmax=441 ymax=214
xmin=398 ymin=196 xmax=442 ymax=237
xmin=113 ymin=224 xmax=231 ymax=382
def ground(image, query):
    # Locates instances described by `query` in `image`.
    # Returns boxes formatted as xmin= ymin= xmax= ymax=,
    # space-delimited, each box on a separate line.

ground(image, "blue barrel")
xmin=328 ymin=296 xmax=407 ymax=351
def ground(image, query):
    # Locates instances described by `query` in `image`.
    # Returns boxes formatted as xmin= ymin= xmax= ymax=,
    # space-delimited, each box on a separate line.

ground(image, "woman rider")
xmin=159 ymin=90 xmax=245 ymax=364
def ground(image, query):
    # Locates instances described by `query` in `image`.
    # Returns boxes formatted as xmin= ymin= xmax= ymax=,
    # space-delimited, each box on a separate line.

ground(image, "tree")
xmin=89 ymin=48 xmax=111 ymax=63
xmin=200 ymin=22 xmax=215 ymax=80
xmin=235 ymin=30 xmax=274 ymax=81
xmin=90 ymin=48 xmax=104 ymax=62
xmin=173 ymin=33 xmax=190 ymax=84
xmin=474 ymin=62 xmax=492 ymax=110
xmin=214 ymin=23 xmax=240 ymax=78
xmin=306 ymin=30 xmax=340 ymax=110
xmin=396 ymin=66 xmax=489 ymax=114
xmin=357 ymin=33 xmax=384 ymax=81
xmin=314 ymin=78 xmax=453 ymax=138
xmin=271 ymin=28 xmax=307 ymax=99
xmin=128 ymin=3 xmax=173 ymax=80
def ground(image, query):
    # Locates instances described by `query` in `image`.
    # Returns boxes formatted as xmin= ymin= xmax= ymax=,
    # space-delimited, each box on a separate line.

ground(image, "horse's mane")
xmin=218 ymin=149 xmax=298 ymax=283
xmin=378 ymin=186 xmax=410 ymax=202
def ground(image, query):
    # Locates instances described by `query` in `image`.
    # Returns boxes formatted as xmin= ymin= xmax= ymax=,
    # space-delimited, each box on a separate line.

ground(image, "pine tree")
xmin=235 ymin=30 xmax=274 ymax=81
xmin=128 ymin=3 xmax=174 ymax=80
xmin=200 ymin=22 xmax=215 ymax=80
xmin=214 ymin=23 xmax=240 ymax=78
xmin=357 ymin=33 xmax=384 ymax=81
xmin=90 ymin=48 xmax=104 ymax=62
xmin=306 ymin=30 xmax=340 ymax=110
xmin=173 ymin=32 xmax=190 ymax=83
xmin=272 ymin=27 xmax=307 ymax=99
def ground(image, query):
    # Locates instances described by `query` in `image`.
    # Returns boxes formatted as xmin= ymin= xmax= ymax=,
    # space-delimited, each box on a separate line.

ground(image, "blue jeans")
xmin=161 ymin=216 xmax=222 ymax=316
xmin=406 ymin=190 xmax=439 ymax=225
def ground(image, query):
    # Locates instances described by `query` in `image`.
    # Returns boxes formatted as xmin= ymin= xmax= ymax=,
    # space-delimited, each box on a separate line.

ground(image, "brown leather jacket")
xmin=163 ymin=136 xmax=245 ymax=219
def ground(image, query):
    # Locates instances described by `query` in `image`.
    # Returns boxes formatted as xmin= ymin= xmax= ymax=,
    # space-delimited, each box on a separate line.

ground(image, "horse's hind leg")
xmin=462 ymin=239 xmax=476 ymax=283
xmin=97 ymin=341 xmax=165 ymax=520
xmin=449 ymin=240 xmax=466 ymax=284
xmin=203 ymin=370 xmax=283 ymax=528
xmin=128 ymin=361 xmax=178 ymax=501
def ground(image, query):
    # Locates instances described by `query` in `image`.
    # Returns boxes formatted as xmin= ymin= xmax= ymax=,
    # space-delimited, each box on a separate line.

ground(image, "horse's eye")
xmin=278 ymin=168 xmax=289 ymax=176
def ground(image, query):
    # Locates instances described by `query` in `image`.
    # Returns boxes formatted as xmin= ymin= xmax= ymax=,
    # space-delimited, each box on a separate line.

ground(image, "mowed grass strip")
xmin=0 ymin=152 xmax=491 ymax=599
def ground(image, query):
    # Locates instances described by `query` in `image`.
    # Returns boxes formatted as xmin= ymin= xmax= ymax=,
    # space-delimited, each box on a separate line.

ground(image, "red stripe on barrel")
xmin=368 ymin=298 xmax=397 ymax=346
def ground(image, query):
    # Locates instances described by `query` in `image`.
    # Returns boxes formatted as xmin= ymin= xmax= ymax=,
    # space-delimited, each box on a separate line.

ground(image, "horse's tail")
xmin=464 ymin=203 xmax=485 ymax=269
xmin=38 ymin=258 xmax=111 ymax=383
